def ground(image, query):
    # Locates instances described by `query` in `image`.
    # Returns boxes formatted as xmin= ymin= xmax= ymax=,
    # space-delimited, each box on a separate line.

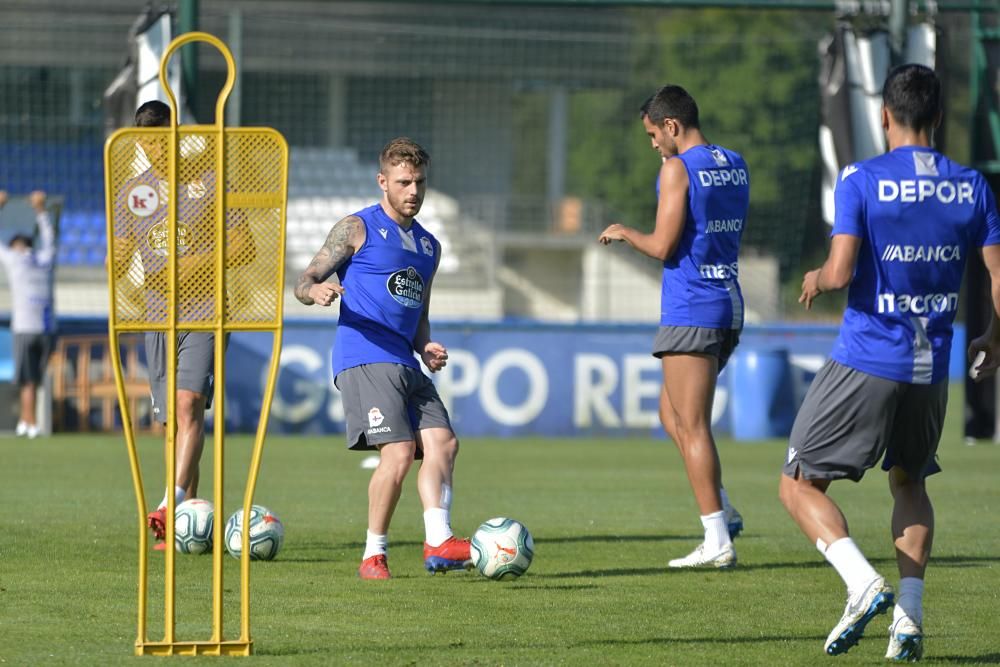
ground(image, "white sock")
xmin=820 ymin=537 xmax=880 ymax=596
xmin=424 ymin=507 xmax=453 ymax=547
xmin=362 ymin=530 xmax=388 ymax=560
xmin=701 ymin=510 xmax=731 ymax=553
xmin=719 ymin=487 xmax=732 ymax=512
xmin=158 ymin=485 xmax=186 ymax=510
xmin=894 ymin=577 xmax=924 ymax=625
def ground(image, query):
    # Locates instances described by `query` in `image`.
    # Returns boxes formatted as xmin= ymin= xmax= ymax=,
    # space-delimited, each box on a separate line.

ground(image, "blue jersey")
xmin=332 ymin=203 xmax=439 ymax=377
xmin=659 ymin=144 xmax=749 ymax=329
xmin=831 ymin=146 xmax=1000 ymax=384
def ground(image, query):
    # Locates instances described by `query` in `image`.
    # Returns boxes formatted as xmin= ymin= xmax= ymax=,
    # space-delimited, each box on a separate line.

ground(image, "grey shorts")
xmin=783 ymin=359 xmax=946 ymax=482
xmin=653 ymin=326 xmax=741 ymax=371
xmin=145 ymin=331 xmax=222 ymax=424
xmin=335 ymin=362 xmax=452 ymax=453
xmin=14 ymin=333 xmax=53 ymax=386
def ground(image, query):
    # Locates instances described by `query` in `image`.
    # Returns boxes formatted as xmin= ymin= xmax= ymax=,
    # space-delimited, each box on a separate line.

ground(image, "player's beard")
xmin=389 ymin=192 xmax=422 ymax=220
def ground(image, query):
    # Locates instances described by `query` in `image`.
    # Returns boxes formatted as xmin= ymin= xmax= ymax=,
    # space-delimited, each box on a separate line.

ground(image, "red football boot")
xmin=147 ymin=508 xmax=166 ymax=540
xmin=358 ymin=554 xmax=391 ymax=580
xmin=423 ymin=536 xmax=473 ymax=573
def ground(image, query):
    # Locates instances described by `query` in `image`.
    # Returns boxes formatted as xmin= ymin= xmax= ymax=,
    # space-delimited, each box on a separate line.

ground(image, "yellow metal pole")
xmin=158 ymin=31 xmax=237 ymax=650
xmin=103 ymin=150 xmax=151 ymax=651
xmin=163 ymin=88 xmax=180 ymax=649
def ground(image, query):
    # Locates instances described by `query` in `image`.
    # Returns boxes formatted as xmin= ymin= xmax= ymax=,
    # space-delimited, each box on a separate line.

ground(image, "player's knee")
xmin=441 ymin=433 xmax=459 ymax=457
xmin=778 ymin=474 xmax=799 ymax=512
xmin=888 ymin=467 xmax=925 ymax=498
xmin=377 ymin=452 xmax=413 ymax=482
xmin=672 ymin=417 xmax=709 ymax=447
xmin=175 ymin=392 xmax=206 ymax=427
xmin=420 ymin=430 xmax=459 ymax=461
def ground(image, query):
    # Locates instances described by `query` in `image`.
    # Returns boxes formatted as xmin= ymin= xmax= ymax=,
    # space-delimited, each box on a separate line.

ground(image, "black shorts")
xmin=783 ymin=360 xmax=946 ymax=482
xmin=335 ymin=363 xmax=452 ymax=453
xmin=653 ymin=325 xmax=741 ymax=372
xmin=14 ymin=333 xmax=53 ymax=386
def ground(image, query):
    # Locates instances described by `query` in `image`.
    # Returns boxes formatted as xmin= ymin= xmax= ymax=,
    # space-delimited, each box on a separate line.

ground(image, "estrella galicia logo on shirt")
xmin=386 ymin=266 xmax=425 ymax=309
xmin=146 ymin=221 xmax=190 ymax=256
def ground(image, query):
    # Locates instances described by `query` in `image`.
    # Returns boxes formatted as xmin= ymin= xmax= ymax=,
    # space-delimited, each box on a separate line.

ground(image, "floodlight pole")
xmin=179 ymin=0 xmax=199 ymax=118
xmin=889 ymin=0 xmax=909 ymax=65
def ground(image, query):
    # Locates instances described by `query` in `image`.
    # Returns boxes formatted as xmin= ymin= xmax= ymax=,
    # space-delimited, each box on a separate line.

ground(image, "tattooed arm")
xmin=294 ymin=215 xmax=365 ymax=306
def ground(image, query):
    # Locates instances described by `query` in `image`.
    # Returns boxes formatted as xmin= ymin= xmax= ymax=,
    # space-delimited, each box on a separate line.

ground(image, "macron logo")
xmin=787 ymin=448 xmax=797 ymax=464
xmin=378 ymin=228 xmax=388 ymax=239
xmin=841 ymin=165 xmax=859 ymax=181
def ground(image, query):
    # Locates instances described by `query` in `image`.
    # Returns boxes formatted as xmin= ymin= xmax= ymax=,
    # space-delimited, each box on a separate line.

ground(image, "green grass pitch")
xmin=2 ymin=397 xmax=998 ymax=665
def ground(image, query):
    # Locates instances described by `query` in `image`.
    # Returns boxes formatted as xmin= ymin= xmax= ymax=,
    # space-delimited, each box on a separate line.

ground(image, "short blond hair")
xmin=379 ymin=137 xmax=430 ymax=173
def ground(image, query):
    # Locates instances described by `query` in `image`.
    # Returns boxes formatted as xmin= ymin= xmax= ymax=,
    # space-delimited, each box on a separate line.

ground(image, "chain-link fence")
xmin=0 ymin=0 xmax=982 ymax=322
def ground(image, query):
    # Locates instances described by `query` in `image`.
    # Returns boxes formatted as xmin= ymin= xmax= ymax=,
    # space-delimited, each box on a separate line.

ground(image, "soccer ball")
xmin=470 ymin=517 xmax=534 ymax=580
xmin=224 ymin=505 xmax=284 ymax=561
xmin=174 ymin=499 xmax=214 ymax=555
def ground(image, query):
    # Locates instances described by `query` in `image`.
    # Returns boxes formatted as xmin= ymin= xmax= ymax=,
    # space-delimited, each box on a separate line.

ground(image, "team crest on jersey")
xmin=710 ymin=149 xmax=729 ymax=167
xmin=368 ymin=407 xmax=384 ymax=427
xmin=420 ymin=236 xmax=434 ymax=256
xmin=386 ymin=266 xmax=425 ymax=309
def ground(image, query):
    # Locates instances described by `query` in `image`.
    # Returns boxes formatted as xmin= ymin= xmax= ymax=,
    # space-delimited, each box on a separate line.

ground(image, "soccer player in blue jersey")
xmin=599 ymin=85 xmax=749 ymax=569
xmin=780 ymin=64 xmax=1000 ymax=660
xmin=294 ymin=137 xmax=471 ymax=580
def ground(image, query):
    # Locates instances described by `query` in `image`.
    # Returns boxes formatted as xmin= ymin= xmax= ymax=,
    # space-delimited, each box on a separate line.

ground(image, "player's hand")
xmin=0 ymin=190 xmax=7 ymax=208
xmin=29 ymin=190 xmax=46 ymax=212
xmin=307 ymin=282 xmax=344 ymax=306
xmin=967 ymin=335 xmax=1000 ymax=382
xmin=799 ymin=269 xmax=822 ymax=310
xmin=421 ymin=341 xmax=449 ymax=373
xmin=598 ymin=224 xmax=628 ymax=245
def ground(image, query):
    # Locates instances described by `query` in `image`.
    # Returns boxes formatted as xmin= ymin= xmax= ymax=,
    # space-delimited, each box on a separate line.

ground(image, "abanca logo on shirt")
xmin=386 ymin=266 xmax=425 ymax=308
xmin=881 ymin=245 xmax=961 ymax=263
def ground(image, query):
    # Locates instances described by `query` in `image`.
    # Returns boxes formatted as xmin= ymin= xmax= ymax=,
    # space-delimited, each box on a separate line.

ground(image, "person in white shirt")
xmin=0 ymin=190 xmax=56 ymax=439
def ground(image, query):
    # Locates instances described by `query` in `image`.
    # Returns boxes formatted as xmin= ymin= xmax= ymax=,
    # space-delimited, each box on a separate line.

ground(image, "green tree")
xmin=567 ymin=9 xmax=828 ymax=281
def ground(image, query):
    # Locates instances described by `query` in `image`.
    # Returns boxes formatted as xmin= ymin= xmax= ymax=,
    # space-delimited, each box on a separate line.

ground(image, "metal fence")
xmin=0 ymin=0 xmax=985 ymax=322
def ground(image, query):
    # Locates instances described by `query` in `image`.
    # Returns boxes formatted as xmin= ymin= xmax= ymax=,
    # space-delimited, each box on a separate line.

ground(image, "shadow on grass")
xmin=926 ymin=555 xmax=1000 ymax=568
xmin=537 ymin=534 xmax=701 ymax=545
xmin=532 ymin=567 xmax=671 ymax=579
xmin=925 ymin=654 xmax=1000 ymax=664
xmin=466 ymin=583 xmax=600 ymax=591
xmin=737 ymin=555 xmax=998 ymax=573
xmin=580 ymin=633 xmax=828 ymax=647
xmin=337 ymin=540 xmax=424 ymax=549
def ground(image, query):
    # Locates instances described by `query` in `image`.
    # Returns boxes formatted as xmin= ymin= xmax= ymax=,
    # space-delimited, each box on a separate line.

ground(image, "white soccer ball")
xmin=470 ymin=517 xmax=534 ymax=580
xmin=174 ymin=499 xmax=214 ymax=555
xmin=224 ymin=505 xmax=284 ymax=561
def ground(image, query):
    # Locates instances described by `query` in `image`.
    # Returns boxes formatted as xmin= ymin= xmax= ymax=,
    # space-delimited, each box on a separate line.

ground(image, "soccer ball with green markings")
xmin=224 ymin=505 xmax=284 ymax=561
xmin=174 ymin=499 xmax=214 ymax=555
xmin=470 ymin=517 xmax=534 ymax=580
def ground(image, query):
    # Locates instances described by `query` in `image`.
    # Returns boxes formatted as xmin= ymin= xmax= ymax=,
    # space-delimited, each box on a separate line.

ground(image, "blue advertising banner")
xmin=217 ymin=321 xmax=968 ymax=440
